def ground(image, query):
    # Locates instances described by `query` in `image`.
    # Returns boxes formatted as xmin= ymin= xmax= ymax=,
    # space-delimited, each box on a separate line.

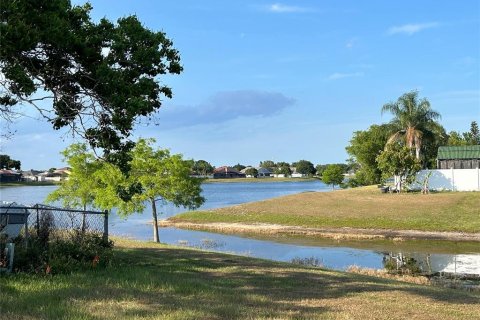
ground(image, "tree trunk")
xmin=151 ymin=198 xmax=160 ymax=243
xmin=415 ymin=144 xmax=421 ymax=160
xmin=82 ymin=203 xmax=87 ymax=233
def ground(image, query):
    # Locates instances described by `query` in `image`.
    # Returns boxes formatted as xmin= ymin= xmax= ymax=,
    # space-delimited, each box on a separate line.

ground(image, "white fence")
xmin=411 ymin=168 xmax=480 ymax=191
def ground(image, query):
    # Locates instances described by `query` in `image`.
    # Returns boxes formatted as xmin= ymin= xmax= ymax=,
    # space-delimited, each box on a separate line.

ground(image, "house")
xmin=0 ymin=170 xmax=22 ymax=182
xmin=257 ymin=167 xmax=272 ymax=178
xmin=437 ymin=145 xmax=480 ymax=169
xmin=240 ymin=167 xmax=273 ymax=178
xmin=213 ymin=166 xmax=246 ymax=179
xmin=21 ymin=170 xmax=44 ymax=182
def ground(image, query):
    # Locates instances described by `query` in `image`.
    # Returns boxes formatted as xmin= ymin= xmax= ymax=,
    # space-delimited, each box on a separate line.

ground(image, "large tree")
xmin=346 ymin=124 xmax=392 ymax=185
xmin=293 ymin=160 xmax=315 ymax=176
xmin=381 ymin=91 xmax=441 ymax=160
xmin=0 ymin=0 xmax=182 ymax=170
xmin=0 ymin=154 xmax=21 ymax=170
xmin=192 ymin=160 xmax=214 ymax=176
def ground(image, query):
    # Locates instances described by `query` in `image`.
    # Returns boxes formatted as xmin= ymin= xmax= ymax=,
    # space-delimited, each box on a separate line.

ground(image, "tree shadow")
xmin=1 ymin=244 xmax=479 ymax=319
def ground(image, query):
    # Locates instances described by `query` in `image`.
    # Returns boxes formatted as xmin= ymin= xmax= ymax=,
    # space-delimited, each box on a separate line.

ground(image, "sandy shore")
xmin=160 ymin=220 xmax=480 ymax=242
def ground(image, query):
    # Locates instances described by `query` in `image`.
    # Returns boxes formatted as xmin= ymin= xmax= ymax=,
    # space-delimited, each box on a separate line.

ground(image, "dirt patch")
xmin=160 ymin=220 xmax=480 ymax=242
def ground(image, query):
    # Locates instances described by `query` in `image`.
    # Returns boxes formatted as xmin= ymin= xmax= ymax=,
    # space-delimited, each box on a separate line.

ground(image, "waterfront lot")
xmin=172 ymin=187 xmax=480 ymax=233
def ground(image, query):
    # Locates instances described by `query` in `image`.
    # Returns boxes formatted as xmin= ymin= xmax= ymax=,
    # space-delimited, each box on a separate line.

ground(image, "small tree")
xmin=376 ymin=144 xmax=421 ymax=192
xmin=321 ymin=164 xmax=344 ymax=189
xmin=245 ymin=167 xmax=258 ymax=177
xmin=95 ymin=139 xmax=205 ymax=242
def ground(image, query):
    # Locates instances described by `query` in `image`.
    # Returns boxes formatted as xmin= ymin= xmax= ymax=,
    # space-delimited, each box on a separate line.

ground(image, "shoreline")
xmin=160 ymin=221 xmax=480 ymax=242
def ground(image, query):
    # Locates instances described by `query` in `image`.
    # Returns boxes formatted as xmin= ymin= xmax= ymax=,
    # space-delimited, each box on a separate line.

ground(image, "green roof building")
xmin=437 ymin=145 xmax=480 ymax=169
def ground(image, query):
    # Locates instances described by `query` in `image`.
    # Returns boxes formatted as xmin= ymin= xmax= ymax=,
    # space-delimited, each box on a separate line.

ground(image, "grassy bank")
xmin=0 ymin=181 xmax=58 ymax=187
xmin=204 ymin=177 xmax=318 ymax=183
xmin=171 ymin=186 xmax=480 ymax=233
xmin=1 ymin=238 xmax=479 ymax=319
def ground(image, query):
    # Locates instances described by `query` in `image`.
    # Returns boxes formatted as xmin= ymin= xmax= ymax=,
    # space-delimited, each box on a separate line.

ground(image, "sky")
xmin=1 ymin=0 xmax=479 ymax=170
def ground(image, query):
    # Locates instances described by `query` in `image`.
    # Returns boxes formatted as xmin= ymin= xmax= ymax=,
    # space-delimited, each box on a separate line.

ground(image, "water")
xmin=1 ymin=182 xmax=479 ymax=275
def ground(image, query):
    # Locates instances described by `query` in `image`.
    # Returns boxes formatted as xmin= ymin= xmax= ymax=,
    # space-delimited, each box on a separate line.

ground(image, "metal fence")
xmin=3 ymin=204 xmax=108 ymax=245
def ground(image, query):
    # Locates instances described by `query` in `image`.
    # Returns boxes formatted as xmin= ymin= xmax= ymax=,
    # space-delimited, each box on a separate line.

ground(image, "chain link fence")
xmin=1 ymin=204 xmax=108 ymax=245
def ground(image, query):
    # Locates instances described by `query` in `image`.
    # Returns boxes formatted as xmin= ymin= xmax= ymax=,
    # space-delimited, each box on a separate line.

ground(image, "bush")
xmin=13 ymin=231 xmax=113 ymax=274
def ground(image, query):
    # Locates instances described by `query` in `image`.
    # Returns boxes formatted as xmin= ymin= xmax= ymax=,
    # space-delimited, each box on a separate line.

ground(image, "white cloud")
xmin=345 ymin=38 xmax=356 ymax=49
xmin=327 ymin=72 xmax=364 ymax=80
xmin=387 ymin=22 xmax=439 ymax=36
xmin=267 ymin=3 xmax=310 ymax=13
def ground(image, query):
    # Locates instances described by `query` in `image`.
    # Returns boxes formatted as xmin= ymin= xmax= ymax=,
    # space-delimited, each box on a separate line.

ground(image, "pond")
xmin=1 ymin=182 xmax=479 ymax=276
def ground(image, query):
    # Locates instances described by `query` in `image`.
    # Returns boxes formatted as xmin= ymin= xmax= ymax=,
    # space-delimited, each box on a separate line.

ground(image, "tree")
xmin=419 ymin=122 xmax=447 ymax=168
xmin=95 ymin=139 xmax=205 ymax=242
xmin=47 ymin=144 xmax=102 ymax=230
xmin=376 ymin=143 xmax=421 ymax=192
xmin=245 ymin=167 xmax=258 ymax=177
xmin=275 ymin=164 xmax=292 ymax=176
xmin=447 ymin=131 xmax=468 ymax=146
xmin=192 ymin=160 xmax=214 ymax=176
xmin=447 ymin=121 xmax=480 ymax=146
xmin=316 ymin=163 xmax=349 ymax=177
xmin=233 ymin=163 xmax=246 ymax=172
xmin=321 ymin=165 xmax=345 ymax=189
xmin=346 ymin=124 xmax=392 ymax=185
xmin=464 ymin=121 xmax=480 ymax=145
xmin=381 ymin=91 xmax=441 ymax=160
xmin=259 ymin=160 xmax=276 ymax=170
xmin=0 ymin=0 xmax=182 ymax=170
xmin=294 ymin=160 xmax=315 ymax=176
xmin=0 ymin=154 xmax=21 ymax=170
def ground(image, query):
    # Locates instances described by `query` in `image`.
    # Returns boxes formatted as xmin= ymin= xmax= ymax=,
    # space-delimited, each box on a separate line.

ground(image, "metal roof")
xmin=437 ymin=145 xmax=480 ymax=160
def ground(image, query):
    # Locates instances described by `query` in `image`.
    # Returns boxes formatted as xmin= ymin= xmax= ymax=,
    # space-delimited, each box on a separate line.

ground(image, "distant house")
xmin=240 ymin=167 xmax=272 ymax=178
xmin=0 ymin=170 xmax=22 ymax=182
xmin=213 ymin=166 xmax=246 ymax=179
xmin=21 ymin=170 xmax=44 ymax=182
xmin=437 ymin=145 xmax=480 ymax=169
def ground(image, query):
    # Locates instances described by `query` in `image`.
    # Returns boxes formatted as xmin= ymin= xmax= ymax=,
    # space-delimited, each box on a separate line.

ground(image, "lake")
xmin=1 ymin=181 xmax=479 ymax=276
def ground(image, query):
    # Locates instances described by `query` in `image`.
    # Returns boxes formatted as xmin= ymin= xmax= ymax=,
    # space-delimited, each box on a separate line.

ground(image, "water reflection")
xmin=383 ymin=252 xmax=480 ymax=276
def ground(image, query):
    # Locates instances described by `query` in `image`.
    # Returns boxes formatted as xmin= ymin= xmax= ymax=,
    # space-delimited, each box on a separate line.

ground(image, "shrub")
xmin=13 ymin=231 xmax=113 ymax=274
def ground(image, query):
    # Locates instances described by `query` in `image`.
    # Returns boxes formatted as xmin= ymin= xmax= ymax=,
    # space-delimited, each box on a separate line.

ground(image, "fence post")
xmin=24 ymin=208 xmax=29 ymax=249
xmin=36 ymin=205 xmax=40 ymax=237
xmin=103 ymin=210 xmax=109 ymax=242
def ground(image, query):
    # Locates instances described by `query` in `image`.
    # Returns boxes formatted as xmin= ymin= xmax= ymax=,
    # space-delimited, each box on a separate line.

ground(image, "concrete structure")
xmin=411 ymin=168 xmax=480 ymax=191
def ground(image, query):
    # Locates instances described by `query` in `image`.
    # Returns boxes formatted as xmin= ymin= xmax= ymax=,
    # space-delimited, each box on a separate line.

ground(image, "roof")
xmin=437 ymin=145 xmax=480 ymax=160
xmin=257 ymin=167 xmax=272 ymax=174
xmin=213 ymin=166 xmax=242 ymax=174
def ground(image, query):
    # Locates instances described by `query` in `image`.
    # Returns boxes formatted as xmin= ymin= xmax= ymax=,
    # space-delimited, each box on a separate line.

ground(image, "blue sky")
xmin=1 ymin=1 xmax=479 ymax=170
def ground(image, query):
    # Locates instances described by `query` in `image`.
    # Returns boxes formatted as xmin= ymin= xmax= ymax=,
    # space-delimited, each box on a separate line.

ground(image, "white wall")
xmin=412 ymin=168 xmax=480 ymax=191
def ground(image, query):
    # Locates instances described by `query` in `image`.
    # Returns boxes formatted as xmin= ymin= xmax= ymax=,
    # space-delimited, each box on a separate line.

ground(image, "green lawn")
xmin=1 ymin=238 xmax=478 ymax=319
xmin=172 ymin=187 xmax=480 ymax=233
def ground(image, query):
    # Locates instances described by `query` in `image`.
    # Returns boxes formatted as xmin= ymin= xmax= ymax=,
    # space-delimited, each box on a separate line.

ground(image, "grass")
xmin=0 ymin=181 xmax=58 ymax=187
xmin=203 ymin=177 xmax=318 ymax=183
xmin=1 ymin=238 xmax=479 ymax=319
xmin=172 ymin=186 xmax=480 ymax=233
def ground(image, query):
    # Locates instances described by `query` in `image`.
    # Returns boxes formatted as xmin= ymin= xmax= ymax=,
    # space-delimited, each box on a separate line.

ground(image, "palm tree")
xmin=381 ymin=91 xmax=441 ymax=160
